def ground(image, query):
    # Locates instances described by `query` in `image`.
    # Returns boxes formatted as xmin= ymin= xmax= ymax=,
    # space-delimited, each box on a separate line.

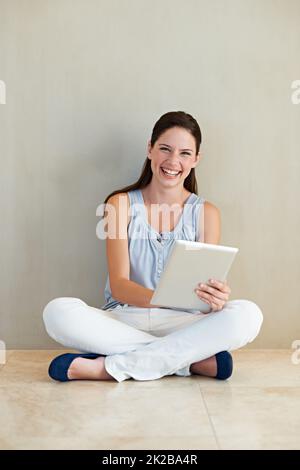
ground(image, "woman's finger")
xmin=208 ymin=279 xmax=231 ymax=295
xmin=210 ymin=298 xmax=224 ymax=311
xmin=196 ymin=291 xmax=211 ymax=305
xmin=195 ymin=292 xmax=225 ymax=312
xmin=195 ymin=285 xmax=228 ymax=302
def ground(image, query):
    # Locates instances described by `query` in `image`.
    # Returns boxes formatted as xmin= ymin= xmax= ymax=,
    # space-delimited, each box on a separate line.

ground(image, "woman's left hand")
xmin=194 ymin=279 xmax=231 ymax=312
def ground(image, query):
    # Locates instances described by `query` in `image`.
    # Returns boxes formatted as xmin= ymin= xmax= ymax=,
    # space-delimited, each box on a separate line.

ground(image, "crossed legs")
xmin=43 ymin=298 xmax=263 ymax=382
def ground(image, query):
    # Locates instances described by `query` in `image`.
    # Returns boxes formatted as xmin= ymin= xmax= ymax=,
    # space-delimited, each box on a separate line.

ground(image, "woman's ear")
xmin=191 ymin=151 xmax=202 ymax=168
xmin=147 ymin=141 xmax=152 ymax=159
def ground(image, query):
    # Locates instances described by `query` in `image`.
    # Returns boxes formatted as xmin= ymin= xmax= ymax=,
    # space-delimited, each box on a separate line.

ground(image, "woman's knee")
xmin=227 ymin=299 xmax=264 ymax=340
xmin=42 ymin=297 xmax=86 ymax=337
xmin=241 ymin=299 xmax=263 ymax=332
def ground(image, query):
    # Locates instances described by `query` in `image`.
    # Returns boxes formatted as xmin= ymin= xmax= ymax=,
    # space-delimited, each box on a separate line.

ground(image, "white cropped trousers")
xmin=43 ymin=298 xmax=263 ymax=382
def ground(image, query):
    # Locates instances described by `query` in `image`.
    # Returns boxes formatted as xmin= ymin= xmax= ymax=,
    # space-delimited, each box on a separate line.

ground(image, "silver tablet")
xmin=150 ymin=240 xmax=239 ymax=313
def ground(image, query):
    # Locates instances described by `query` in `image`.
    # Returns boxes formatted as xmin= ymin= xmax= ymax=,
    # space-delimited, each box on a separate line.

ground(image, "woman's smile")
xmin=160 ymin=166 xmax=182 ymax=179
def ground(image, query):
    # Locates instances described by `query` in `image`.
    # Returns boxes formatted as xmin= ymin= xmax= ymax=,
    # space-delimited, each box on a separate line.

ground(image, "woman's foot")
xmin=67 ymin=356 xmax=115 ymax=381
xmin=190 ymin=351 xmax=233 ymax=380
xmin=190 ymin=355 xmax=217 ymax=377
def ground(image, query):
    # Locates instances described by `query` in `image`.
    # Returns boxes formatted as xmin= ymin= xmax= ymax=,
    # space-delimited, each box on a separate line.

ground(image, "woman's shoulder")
xmin=106 ymin=191 xmax=129 ymax=205
xmin=203 ymin=199 xmax=220 ymax=214
xmin=203 ymin=199 xmax=221 ymax=224
xmin=201 ymin=200 xmax=221 ymax=244
xmin=105 ymin=192 xmax=131 ymax=227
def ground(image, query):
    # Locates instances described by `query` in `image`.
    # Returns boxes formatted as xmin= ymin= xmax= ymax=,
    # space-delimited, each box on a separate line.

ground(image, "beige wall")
xmin=0 ymin=0 xmax=299 ymax=349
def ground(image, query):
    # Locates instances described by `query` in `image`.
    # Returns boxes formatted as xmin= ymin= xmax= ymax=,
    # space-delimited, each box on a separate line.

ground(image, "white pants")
xmin=43 ymin=298 xmax=263 ymax=382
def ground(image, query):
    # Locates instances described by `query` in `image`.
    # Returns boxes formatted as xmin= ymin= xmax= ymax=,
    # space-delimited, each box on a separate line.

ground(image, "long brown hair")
xmin=103 ymin=111 xmax=202 ymax=205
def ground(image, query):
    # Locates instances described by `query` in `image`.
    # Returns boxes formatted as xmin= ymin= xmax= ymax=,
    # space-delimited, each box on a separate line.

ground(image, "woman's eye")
xmin=160 ymin=147 xmax=191 ymax=156
xmin=160 ymin=147 xmax=190 ymax=155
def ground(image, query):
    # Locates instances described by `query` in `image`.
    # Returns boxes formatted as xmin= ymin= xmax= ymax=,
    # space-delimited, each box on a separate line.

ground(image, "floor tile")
xmin=201 ymin=385 xmax=300 ymax=449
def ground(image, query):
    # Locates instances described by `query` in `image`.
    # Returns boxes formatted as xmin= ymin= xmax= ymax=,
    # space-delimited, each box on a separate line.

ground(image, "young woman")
xmin=43 ymin=111 xmax=263 ymax=383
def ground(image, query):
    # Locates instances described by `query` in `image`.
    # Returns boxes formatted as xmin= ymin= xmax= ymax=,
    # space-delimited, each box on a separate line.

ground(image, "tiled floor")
xmin=0 ymin=349 xmax=299 ymax=450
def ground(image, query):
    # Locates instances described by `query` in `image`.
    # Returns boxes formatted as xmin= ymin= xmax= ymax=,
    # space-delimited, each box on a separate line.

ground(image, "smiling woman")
xmin=43 ymin=110 xmax=263 ymax=384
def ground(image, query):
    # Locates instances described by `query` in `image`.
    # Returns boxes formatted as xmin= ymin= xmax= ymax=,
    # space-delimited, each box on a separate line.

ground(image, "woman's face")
xmin=147 ymin=126 xmax=200 ymax=187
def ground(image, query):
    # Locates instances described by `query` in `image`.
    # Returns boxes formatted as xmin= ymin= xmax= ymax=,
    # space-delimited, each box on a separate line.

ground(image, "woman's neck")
xmin=141 ymin=182 xmax=191 ymax=206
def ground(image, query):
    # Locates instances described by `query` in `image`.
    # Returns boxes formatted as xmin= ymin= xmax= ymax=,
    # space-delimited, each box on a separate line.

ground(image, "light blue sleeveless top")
xmin=101 ymin=188 xmax=205 ymax=310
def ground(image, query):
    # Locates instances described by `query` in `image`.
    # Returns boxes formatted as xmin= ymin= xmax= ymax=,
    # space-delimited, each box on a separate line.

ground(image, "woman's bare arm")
xmin=201 ymin=201 xmax=221 ymax=245
xmin=104 ymin=192 xmax=160 ymax=308
xmin=196 ymin=201 xmax=221 ymax=312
